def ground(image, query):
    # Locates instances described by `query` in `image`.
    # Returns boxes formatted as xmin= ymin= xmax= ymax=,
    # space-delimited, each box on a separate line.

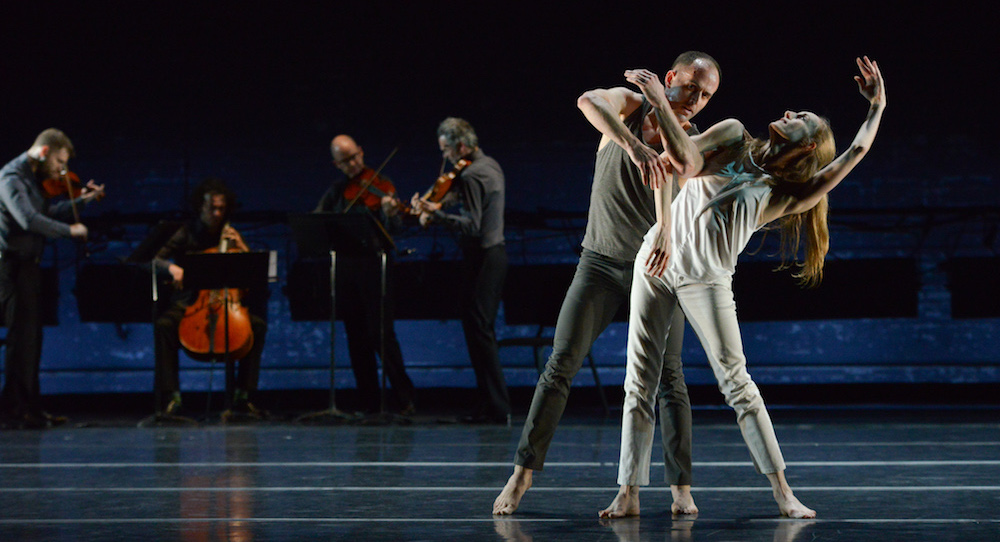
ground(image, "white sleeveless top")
xmin=644 ymin=161 xmax=773 ymax=284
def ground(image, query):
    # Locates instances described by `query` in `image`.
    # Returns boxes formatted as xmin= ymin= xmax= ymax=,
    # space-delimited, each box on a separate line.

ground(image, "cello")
xmin=177 ymin=224 xmax=255 ymax=361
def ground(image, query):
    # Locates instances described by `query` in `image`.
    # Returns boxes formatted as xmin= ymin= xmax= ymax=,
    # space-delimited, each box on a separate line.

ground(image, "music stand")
xmin=181 ymin=250 xmax=270 ymax=414
xmin=126 ymin=221 xmax=203 ymax=427
xmin=288 ymin=212 xmax=395 ymax=423
xmin=125 ymin=221 xmax=184 ymax=322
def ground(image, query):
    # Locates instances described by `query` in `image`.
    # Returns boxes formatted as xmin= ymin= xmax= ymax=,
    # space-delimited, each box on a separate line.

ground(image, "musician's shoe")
xmin=162 ymin=395 xmax=183 ymax=417
xmin=223 ymin=399 xmax=268 ymax=422
xmin=399 ymin=402 xmax=417 ymax=417
xmin=41 ymin=411 xmax=68 ymax=426
xmin=14 ymin=411 xmax=51 ymax=430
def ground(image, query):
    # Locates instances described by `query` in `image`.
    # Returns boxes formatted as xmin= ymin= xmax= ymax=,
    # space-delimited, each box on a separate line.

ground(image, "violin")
xmin=413 ymin=158 xmax=471 ymax=210
xmin=343 ymin=169 xmax=410 ymax=214
xmin=177 ymin=225 xmax=255 ymax=361
xmin=41 ymin=168 xmax=106 ymax=234
xmin=42 ymin=170 xmax=85 ymax=199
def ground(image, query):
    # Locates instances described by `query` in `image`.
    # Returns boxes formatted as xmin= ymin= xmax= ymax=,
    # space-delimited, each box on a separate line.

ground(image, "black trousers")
xmin=459 ymin=243 xmax=510 ymax=417
xmin=338 ymin=254 xmax=414 ymax=412
xmin=154 ymin=300 xmax=267 ymax=409
xmin=0 ymin=256 xmax=44 ymax=416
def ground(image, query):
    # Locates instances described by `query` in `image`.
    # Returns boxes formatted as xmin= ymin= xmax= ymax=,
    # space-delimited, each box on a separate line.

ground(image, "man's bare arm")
xmin=577 ymin=86 xmax=671 ymax=188
xmin=624 ymin=69 xmax=702 ymax=178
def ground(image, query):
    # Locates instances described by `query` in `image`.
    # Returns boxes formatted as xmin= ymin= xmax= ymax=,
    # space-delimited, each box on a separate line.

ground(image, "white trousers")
xmin=617 ymin=242 xmax=786 ymax=486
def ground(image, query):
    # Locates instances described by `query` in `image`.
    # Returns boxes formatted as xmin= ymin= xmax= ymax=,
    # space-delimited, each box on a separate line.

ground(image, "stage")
xmin=1 ymin=404 xmax=998 ymax=541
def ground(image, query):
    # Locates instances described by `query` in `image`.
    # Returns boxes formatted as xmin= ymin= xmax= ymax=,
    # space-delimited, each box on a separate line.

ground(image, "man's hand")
xmin=409 ymin=193 xmax=442 ymax=214
xmin=168 ymin=263 xmax=184 ymax=289
xmin=624 ymin=69 xmax=668 ymax=109
xmin=220 ymin=224 xmax=249 ymax=252
xmin=69 ymin=222 xmax=88 ymax=241
xmin=626 ymin=141 xmax=671 ymax=189
xmin=381 ymin=195 xmax=400 ymax=217
xmin=80 ymin=180 xmax=105 ymax=203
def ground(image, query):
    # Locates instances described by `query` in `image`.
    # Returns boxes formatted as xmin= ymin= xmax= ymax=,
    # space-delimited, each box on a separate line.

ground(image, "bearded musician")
xmin=153 ymin=178 xmax=268 ymax=419
xmin=0 ymin=128 xmax=104 ymax=429
xmin=313 ymin=134 xmax=415 ymax=415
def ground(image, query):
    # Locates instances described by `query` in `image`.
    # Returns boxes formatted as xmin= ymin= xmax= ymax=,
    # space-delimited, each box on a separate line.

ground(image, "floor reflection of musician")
xmin=314 ymin=134 xmax=415 ymax=415
xmin=153 ymin=178 xmax=268 ymax=417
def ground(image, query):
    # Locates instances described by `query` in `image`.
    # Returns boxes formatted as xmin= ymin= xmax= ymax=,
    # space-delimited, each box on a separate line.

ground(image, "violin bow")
xmin=60 ymin=169 xmax=81 ymax=224
xmin=343 ymin=146 xmax=399 ymax=212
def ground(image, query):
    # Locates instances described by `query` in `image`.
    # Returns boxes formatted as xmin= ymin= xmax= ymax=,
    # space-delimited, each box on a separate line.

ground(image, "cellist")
xmin=313 ymin=134 xmax=415 ymax=416
xmin=153 ymin=178 xmax=268 ymax=418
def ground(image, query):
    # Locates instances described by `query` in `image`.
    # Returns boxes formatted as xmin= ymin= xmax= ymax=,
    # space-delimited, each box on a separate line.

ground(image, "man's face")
xmin=664 ymin=59 xmax=720 ymax=124
xmin=200 ymin=193 xmax=227 ymax=229
xmin=439 ymin=136 xmax=464 ymax=166
xmin=332 ymin=142 xmax=365 ymax=178
xmin=40 ymin=147 xmax=70 ymax=180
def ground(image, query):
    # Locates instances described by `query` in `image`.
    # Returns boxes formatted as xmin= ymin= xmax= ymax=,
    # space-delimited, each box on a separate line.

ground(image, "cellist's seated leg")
xmin=231 ymin=314 xmax=268 ymax=417
xmin=154 ymin=303 xmax=186 ymax=413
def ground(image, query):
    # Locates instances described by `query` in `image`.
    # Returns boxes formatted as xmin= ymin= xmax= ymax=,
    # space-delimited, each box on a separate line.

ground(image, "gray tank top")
xmin=581 ymin=99 xmax=660 ymax=261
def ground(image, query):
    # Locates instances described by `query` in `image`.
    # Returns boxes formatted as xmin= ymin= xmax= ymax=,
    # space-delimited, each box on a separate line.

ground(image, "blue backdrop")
xmin=1 ymin=2 xmax=997 ymax=398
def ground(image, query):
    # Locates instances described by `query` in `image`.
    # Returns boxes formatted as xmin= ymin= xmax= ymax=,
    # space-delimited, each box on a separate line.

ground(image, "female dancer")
xmin=599 ymin=56 xmax=886 ymax=519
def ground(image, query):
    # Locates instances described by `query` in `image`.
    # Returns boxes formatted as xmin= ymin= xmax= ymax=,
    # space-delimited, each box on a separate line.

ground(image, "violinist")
xmin=409 ymin=117 xmax=509 ymax=425
xmin=313 ymin=134 xmax=415 ymax=415
xmin=0 ymin=128 xmax=104 ymax=429
xmin=153 ymin=178 xmax=268 ymax=419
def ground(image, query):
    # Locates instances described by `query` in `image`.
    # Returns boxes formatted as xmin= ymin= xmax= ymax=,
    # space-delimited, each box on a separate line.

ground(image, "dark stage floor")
xmin=1 ymin=405 xmax=998 ymax=541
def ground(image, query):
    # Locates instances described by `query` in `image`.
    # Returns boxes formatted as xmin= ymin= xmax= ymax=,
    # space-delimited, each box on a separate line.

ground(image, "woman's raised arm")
xmin=781 ymin=56 xmax=887 ymax=216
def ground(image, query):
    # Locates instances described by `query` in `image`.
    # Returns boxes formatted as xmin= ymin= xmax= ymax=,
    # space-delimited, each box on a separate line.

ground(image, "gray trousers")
xmin=617 ymin=242 xmax=785 ymax=486
xmin=515 ymin=249 xmax=692 ymax=485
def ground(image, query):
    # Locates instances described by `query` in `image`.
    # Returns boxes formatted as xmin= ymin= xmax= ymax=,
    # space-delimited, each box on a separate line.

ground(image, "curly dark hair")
xmin=190 ymin=178 xmax=237 ymax=220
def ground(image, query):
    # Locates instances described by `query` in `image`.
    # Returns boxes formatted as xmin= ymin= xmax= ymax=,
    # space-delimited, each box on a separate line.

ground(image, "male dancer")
xmin=493 ymin=52 xmax=720 ymax=515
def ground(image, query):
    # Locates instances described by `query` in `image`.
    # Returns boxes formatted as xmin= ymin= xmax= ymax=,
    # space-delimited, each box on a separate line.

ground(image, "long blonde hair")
xmin=744 ymin=118 xmax=836 ymax=287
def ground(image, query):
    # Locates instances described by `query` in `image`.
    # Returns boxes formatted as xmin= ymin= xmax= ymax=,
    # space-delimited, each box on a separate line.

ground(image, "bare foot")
xmin=598 ymin=485 xmax=640 ymax=519
xmin=773 ymin=489 xmax=816 ymax=519
xmin=493 ymin=465 xmax=533 ymax=515
xmin=670 ymin=484 xmax=699 ymax=515
xmin=766 ymin=471 xmax=815 ymax=519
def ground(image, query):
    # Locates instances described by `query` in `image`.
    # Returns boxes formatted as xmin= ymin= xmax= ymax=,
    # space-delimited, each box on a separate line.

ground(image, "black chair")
xmin=500 ymin=264 xmax=610 ymax=416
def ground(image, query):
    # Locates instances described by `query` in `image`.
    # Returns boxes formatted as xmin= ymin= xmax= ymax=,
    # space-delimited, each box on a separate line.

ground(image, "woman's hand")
xmin=644 ymin=223 xmax=672 ymax=278
xmin=854 ymin=56 xmax=886 ymax=108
